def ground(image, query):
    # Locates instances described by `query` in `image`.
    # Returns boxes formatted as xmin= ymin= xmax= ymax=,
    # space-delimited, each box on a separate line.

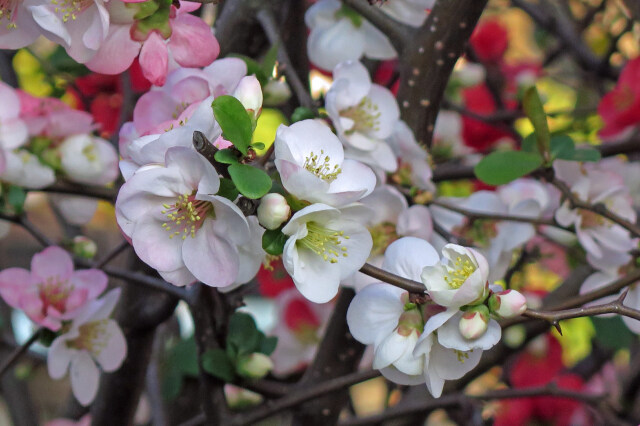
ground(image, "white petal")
xmin=94 ymin=320 xmax=127 ymax=372
xmin=383 ymin=237 xmax=438 ymax=282
xmin=347 ymin=283 xmax=405 ymax=345
xmin=70 ymin=351 xmax=100 ymax=406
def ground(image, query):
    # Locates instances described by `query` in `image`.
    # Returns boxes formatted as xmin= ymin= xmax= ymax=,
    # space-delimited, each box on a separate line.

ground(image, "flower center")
xmin=50 ymin=0 xmax=93 ymax=22
xmin=82 ymin=143 xmax=98 ymax=162
xmin=297 ymin=222 xmax=349 ymax=263
xmin=67 ymin=319 xmax=109 ymax=355
xmin=303 ymin=150 xmax=342 ymax=182
xmin=444 ymin=256 xmax=475 ymax=289
xmin=369 ymin=221 xmax=398 ymax=257
xmin=39 ymin=277 xmax=73 ymax=314
xmin=579 ymin=209 xmax=606 ymax=228
xmin=340 ymin=98 xmax=381 ymax=135
xmin=161 ymin=192 xmax=214 ymax=239
xmin=0 ymin=0 xmax=20 ymax=27
xmin=453 ymin=219 xmax=498 ymax=247
xmin=455 ymin=349 xmax=470 ymax=363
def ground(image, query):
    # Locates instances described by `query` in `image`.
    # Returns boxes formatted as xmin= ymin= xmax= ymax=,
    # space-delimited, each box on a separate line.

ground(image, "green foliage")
xmin=214 ymin=149 xmax=240 ymax=165
xmin=200 ymin=312 xmax=278 ymax=383
xmin=262 ymin=228 xmax=288 ymax=256
xmin=7 ymin=186 xmax=26 ymax=214
xmin=162 ymin=337 xmax=199 ymax=400
xmin=228 ymin=164 xmax=272 ymax=199
xmin=474 ymin=151 xmax=543 ymax=185
xmin=291 ymin=107 xmax=316 ymax=123
xmin=522 ymin=86 xmax=551 ymax=158
xmin=592 ymin=316 xmax=635 ymax=351
xmin=217 ymin=178 xmax=240 ymax=201
xmin=212 ymin=96 xmax=254 ymax=155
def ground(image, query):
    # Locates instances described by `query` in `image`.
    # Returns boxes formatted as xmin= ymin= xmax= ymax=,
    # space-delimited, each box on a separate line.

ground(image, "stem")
xmin=359 ymin=262 xmax=425 ymax=293
xmin=0 ymin=328 xmax=42 ymax=379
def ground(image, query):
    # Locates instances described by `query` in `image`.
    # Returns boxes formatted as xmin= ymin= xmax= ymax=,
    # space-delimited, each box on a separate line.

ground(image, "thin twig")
xmin=429 ymin=199 xmax=558 ymax=227
xmin=256 ymin=9 xmax=315 ymax=110
xmin=0 ymin=213 xmax=56 ymax=246
xmin=93 ymin=240 xmax=130 ymax=269
xmin=341 ymin=0 xmax=411 ymax=50
xmin=359 ymin=263 xmax=425 ymax=293
xmin=0 ymin=329 xmax=43 ymax=378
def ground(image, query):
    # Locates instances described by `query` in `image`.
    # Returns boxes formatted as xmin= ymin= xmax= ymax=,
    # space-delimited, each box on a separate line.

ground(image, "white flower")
xmin=220 ymin=216 xmax=266 ymax=293
xmin=59 ymin=134 xmax=119 ymax=186
xmin=282 ymin=203 xmax=373 ymax=303
xmin=421 ymin=244 xmax=489 ymax=308
xmin=305 ymin=0 xmax=396 ymax=71
xmin=554 ymin=160 xmax=637 ymax=262
xmin=116 ymin=147 xmax=250 ymax=287
xmin=326 ymin=60 xmax=400 ymax=172
xmin=47 ymin=289 xmax=126 ymax=406
xmin=379 ymin=0 xmax=434 ymax=27
xmin=233 ymin=76 xmax=263 ymax=118
xmin=1 ymin=149 xmax=55 ymax=189
xmin=274 ymin=119 xmax=376 ymax=207
xmin=49 ymin=195 xmax=98 ymax=225
xmin=120 ymin=97 xmax=221 ymax=180
xmin=386 ymin=120 xmax=435 ymax=191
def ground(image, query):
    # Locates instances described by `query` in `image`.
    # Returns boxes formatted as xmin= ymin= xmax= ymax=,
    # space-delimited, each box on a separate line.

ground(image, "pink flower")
xmin=598 ymin=57 xmax=640 ymax=140
xmin=86 ymin=1 xmax=220 ymax=86
xmin=46 ymin=414 xmax=91 ymax=426
xmin=17 ymin=90 xmax=95 ymax=140
xmin=0 ymin=247 xmax=108 ymax=331
xmin=0 ymin=0 xmax=42 ymax=49
xmin=0 ymin=81 xmax=28 ymax=150
xmin=47 ymin=289 xmax=126 ymax=406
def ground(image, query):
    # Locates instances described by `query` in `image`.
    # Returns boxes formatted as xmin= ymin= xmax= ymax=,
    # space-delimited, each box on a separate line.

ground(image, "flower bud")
xmin=233 ymin=76 xmax=263 ymax=118
xmin=257 ymin=193 xmax=291 ymax=230
xmin=72 ymin=236 xmax=98 ymax=259
xmin=488 ymin=290 xmax=527 ymax=319
xmin=459 ymin=305 xmax=490 ymax=340
xmin=263 ymin=78 xmax=291 ymax=107
xmin=236 ymin=353 xmax=273 ymax=379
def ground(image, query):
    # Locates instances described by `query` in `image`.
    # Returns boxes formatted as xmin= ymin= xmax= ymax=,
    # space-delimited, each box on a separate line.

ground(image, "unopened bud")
xmin=488 ymin=290 xmax=527 ymax=319
xmin=396 ymin=308 xmax=423 ymax=336
xmin=236 ymin=353 xmax=273 ymax=379
xmin=72 ymin=236 xmax=98 ymax=259
xmin=459 ymin=305 xmax=490 ymax=340
xmin=234 ymin=76 xmax=263 ymax=118
xmin=257 ymin=193 xmax=291 ymax=230
xmin=263 ymin=78 xmax=291 ymax=106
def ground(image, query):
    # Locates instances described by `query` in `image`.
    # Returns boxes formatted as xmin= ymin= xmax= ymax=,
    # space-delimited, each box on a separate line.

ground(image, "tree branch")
xmin=359 ymin=262 xmax=426 ymax=293
xmin=341 ymin=0 xmax=411 ymax=50
xmin=0 ymin=328 xmax=43 ymax=379
xmin=430 ymin=199 xmax=559 ymax=227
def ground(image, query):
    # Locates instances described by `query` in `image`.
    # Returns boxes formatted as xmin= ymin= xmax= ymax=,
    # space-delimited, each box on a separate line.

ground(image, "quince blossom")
xmin=59 ymin=134 xmax=119 ymax=185
xmin=0 ymin=0 xmax=42 ymax=49
xmin=554 ymin=160 xmax=637 ymax=263
xmin=116 ymin=147 xmax=250 ymax=287
xmin=326 ymin=60 xmax=400 ymax=172
xmin=274 ymin=119 xmax=376 ymax=208
xmin=0 ymin=246 xmax=107 ymax=331
xmin=0 ymin=81 xmax=28 ymax=150
xmin=47 ymin=289 xmax=126 ymax=406
xmin=1 ymin=149 xmax=55 ymax=188
xmin=386 ymin=120 xmax=435 ymax=191
xmin=281 ymin=203 xmax=373 ymax=303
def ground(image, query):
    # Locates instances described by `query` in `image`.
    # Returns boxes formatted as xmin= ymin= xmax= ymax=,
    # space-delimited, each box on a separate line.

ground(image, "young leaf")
xmin=252 ymin=142 xmax=266 ymax=151
xmin=214 ymin=149 xmax=240 ymax=165
xmin=7 ymin=186 xmax=26 ymax=214
xmin=212 ymin=96 xmax=253 ymax=155
xmin=474 ymin=151 xmax=543 ymax=185
xmin=291 ymin=107 xmax=316 ymax=123
xmin=262 ymin=228 xmax=288 ymax=256
xmin=550 ymin=135 xmax=575 ymax=160
xmin=521 ymin=133 xmax=537 ymax=153
xmin=261 ymin=42 xmax=279 ymax=79
xmin=522 ymin=86 xmax=551 ymax=158
xmin=202 ymin=349 xmax=236 ymax=382
xmin=228 ymin=164 xmax=272 ymax=199
xmin=259 ymin=335 xmax=278 ymax=356
xmin=569 ymin=148 xmax=601 ymax=162
xmin=228 ymin=312 xmax=261 ymax=356
xmin=217 ymin=178 xmax=239 ymax=201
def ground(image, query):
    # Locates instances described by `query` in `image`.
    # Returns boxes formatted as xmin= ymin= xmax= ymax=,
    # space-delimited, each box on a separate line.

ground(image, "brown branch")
xmin=0 ymin=328 xmax=43 ymax=379
xmin=359 ymin=262 xmax=426 ymax=293
xmin=256 ymin=8 xmax=315 ymax=110
xmin=550 ymin=176 xmax=640 ymax=238
xmin=341 ymin=0 xmax=411 ymax=50
xmin=429 ymin=199 xmax=559 ymax=227
xmin=40 ymin=183 xmax=117 ymax=202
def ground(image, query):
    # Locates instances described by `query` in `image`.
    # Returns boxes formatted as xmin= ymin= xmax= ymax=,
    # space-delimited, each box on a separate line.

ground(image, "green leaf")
xmin=335 ymin=4 xmax=363 ymax=27
xmin=570 ymin=148 xmax=601 ymax=162
xmin=261 ymin=43 xmax=279 ymax=79
xmin=230 ymin=55 xmax=269 ymax=86
xmin=522 ymin=86 xmax=551 ymax=158
xmin=217 ymin=178 xmax=239 ymax=201
xmin=291 ymin=107 xmax=316 ymax=123
xmin=202 ymin=349 xmax=236 ymax=382
xmin=521 ymin=133 xmax=537 ymax=153
xmin=171 ymin=337 xmax=199 ymax=376
xmin=212 ymin=96 xmax=253 ymax=155
xmin=7 ymin=186 xmax=26 ymax=214
xmin=592 ymin=317 xmax=634 ymax=350
xmin=228 ymin=312 xmax=261 ymax=356
xmin=262 ymin=228 xmax=288 ymax=256
xmin=214 ymin=149 xmax=240 ymax=165
xmin=474 ymin=151 xmax=543 ymax=185
xmin=228 ymin=164 xmax=272 ymax=199
xmin=550 ymin=135 xmax=575 ymax=159
xmin=161 ymin=364 xmax=184 ymax=401
xmin=259 ymin=335 xmax=278 ymax=356
xmin=252 ymin=142 xmax=266 ymax=150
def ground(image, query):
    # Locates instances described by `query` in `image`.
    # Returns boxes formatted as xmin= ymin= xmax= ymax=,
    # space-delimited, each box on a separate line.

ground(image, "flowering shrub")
xmin=0 ymin=0 xmax=638 ymax=424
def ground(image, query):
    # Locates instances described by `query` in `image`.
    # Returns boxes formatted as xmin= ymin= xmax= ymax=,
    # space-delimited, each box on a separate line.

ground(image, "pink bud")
xmin=257 ymin=193 xmax=291 ymax=230
xmin=233 ymin=76 xmax=263 ymax=117
xmin=458 ymin=305 xmax=489 ymax=340
xmin=488 ymin=290 xmax=527 ymax=318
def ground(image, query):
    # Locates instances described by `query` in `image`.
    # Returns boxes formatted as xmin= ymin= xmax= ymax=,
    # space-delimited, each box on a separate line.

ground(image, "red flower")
xmin=598 ymin=57 xmax=640 ymax=140
xmin=470 ymin=19 xmax=509 ymax=64
xmin=461 ymin=84 xmax=514 ymax=151
xmin=257 ymin=259 xmax=295 ymax=298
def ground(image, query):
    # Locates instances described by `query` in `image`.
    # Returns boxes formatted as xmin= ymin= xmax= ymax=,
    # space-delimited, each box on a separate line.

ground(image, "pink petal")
xmin=31 ymin=247 xmax=74 ymax=282
xmin=86 ymin=25 xmax=141 ymax=75
xmin=61 ymin=288 xmax=90 ymax=318
xmin=71 ymin=269 xmax=108 ymax=299
xmin=0 ymin=268 xmax=31 ymax=308
xmin=168 ymin=14 xmax=219 ymax=68
xmin=139 ymin=32 xmax=169 ymax=86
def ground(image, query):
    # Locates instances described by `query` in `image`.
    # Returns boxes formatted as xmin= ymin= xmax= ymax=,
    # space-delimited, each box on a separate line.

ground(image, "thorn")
xmin=552 ymin=321 xmax=563 ymax=336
